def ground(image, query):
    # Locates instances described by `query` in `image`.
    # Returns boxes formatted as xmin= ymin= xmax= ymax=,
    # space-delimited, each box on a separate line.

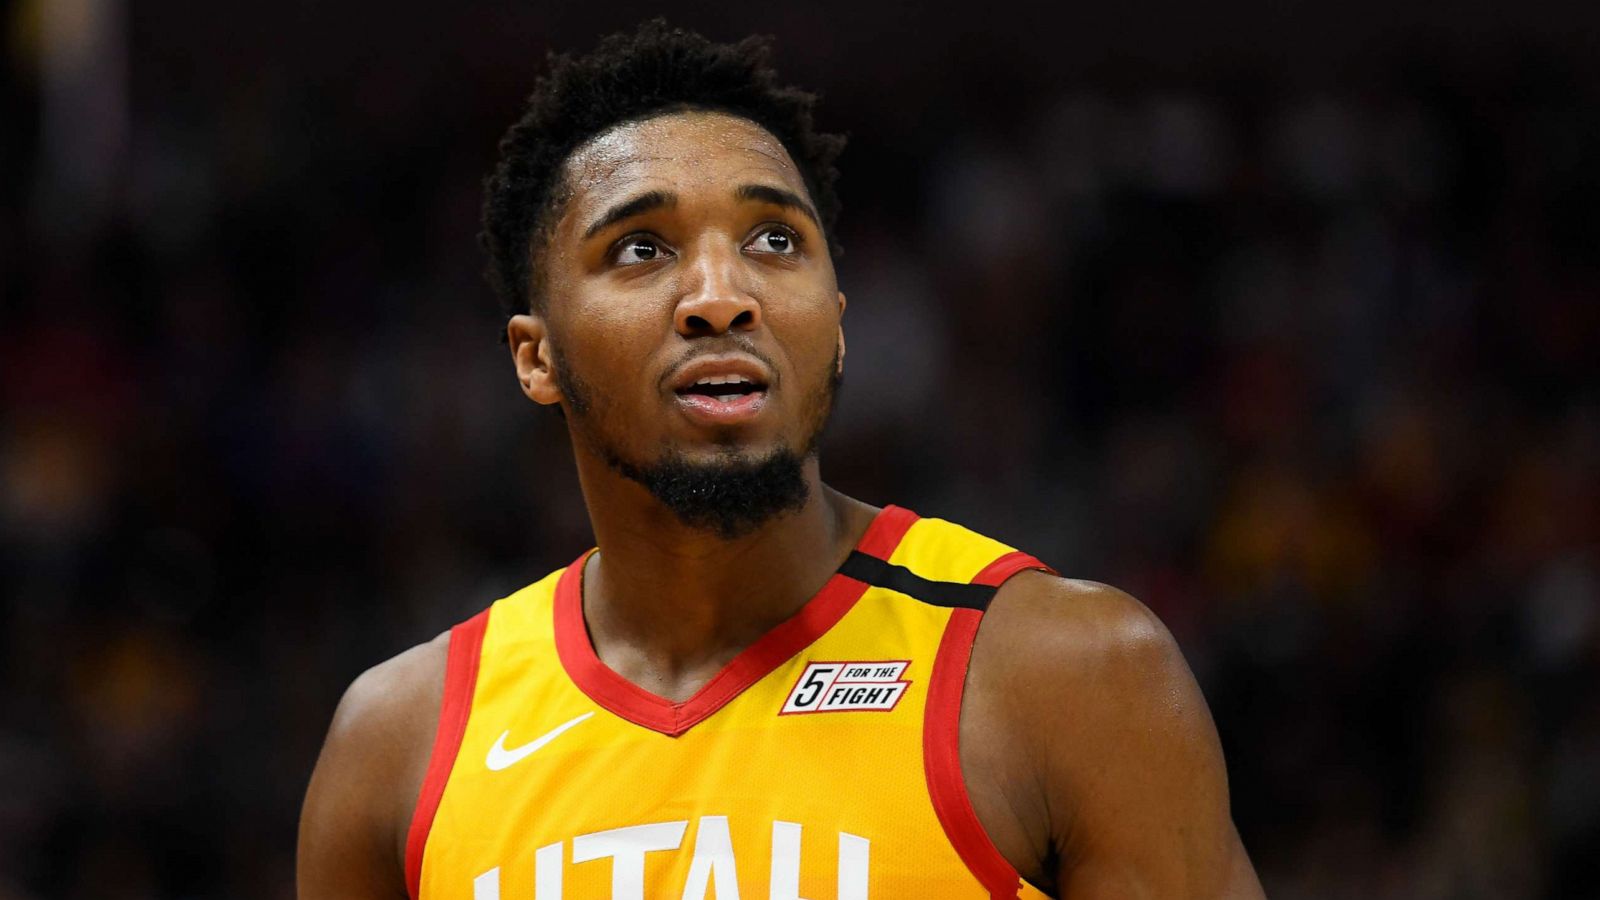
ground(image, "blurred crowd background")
xmin=2 ymin=1 xmax=1598 ymax=898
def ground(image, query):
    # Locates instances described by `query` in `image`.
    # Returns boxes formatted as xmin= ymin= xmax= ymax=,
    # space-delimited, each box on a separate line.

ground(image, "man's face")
xmin=513 ymin=110 xmax=845 ymax=531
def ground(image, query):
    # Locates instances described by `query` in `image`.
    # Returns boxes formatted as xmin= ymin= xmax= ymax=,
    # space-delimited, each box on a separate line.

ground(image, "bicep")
xmin=1051 ymin=667 xmax=1260 ymax=899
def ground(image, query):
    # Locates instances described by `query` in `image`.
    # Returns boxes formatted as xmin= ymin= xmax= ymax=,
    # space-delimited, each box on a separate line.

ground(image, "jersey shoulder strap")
xmin=402 ymin=568 xmax=565 ymax=899
xmin=887 ymin=512 xmax=1055 ymax=898
xmin=846 ymin=511 xmax=1053 ymax=604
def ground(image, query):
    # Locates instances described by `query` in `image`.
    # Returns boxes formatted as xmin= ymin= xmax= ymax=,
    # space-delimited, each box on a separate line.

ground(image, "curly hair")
xmin=481 ymin=19 xmax=847 ymax=319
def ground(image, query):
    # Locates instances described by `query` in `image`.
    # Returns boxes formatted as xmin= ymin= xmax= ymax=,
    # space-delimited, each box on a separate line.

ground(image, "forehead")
xmin=559 ymin=110 xmax=809 ymax=219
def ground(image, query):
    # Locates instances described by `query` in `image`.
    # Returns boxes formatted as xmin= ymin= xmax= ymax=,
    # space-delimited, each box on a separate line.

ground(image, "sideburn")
xmin=550 ymin=341 xmax=594 ymax=416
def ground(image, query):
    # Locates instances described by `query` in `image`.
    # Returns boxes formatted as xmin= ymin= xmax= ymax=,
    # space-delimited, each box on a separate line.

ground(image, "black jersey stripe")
xmin=836 ymin=551 xmax=998 ymax=611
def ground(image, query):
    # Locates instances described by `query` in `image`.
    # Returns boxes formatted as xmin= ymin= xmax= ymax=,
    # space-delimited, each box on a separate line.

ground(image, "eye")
xmin=613 ymin=235 xmax=672 ymax=266
xmin=745 ymin=225 xmax=799 ymax=255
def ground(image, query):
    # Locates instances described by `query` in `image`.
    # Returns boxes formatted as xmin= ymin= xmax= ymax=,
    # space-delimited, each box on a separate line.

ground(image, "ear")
xmin=835 ymin=291 xmax=847 ymax=375
xmin=507 ymin=314 xmax=563 ymax=406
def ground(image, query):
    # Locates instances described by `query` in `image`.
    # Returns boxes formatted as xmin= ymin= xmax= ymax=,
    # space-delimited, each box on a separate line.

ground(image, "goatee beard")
xmin=604 ymin=446 xmax=811 ymax=540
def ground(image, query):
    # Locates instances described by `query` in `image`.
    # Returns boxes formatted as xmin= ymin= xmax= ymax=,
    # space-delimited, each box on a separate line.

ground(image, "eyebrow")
xmin=735 ymin=184 xmax=820 ymax=228
xmin=581 ymin=184 xmax=821 ymax=242
xmin=583 ymin=190 xmax=677 ymax=241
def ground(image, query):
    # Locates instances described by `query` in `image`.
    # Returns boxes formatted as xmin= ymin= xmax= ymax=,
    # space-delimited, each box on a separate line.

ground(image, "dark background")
xmin=3 ymin=1 xmax=1598 ymax=897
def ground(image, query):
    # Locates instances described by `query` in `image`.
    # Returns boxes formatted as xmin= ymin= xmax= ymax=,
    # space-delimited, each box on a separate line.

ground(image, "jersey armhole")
xmin=403 ymin=607 xmax=491 ymax=900
xmin=924 ymin=552 xmax=1052 ymax=900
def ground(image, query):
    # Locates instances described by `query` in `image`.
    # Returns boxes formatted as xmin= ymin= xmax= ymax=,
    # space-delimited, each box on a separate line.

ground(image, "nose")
xmin=673 ymin=241 xmax=762 ymax=338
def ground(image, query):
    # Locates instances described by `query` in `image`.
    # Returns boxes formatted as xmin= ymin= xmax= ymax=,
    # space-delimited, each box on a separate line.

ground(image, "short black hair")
xmin=481 ymin=19 xmax=846 ymax=319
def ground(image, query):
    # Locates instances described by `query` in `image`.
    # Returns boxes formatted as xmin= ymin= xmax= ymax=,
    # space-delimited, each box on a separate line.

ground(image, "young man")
xmin=298 ymin=21 xmax=1265 ymax=900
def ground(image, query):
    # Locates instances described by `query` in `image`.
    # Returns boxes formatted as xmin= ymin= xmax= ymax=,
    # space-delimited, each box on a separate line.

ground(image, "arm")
xmin=968 ymin=573 xmax=1265 ymax=899
xmin=297 ymin=633 xmax=449 ymax=900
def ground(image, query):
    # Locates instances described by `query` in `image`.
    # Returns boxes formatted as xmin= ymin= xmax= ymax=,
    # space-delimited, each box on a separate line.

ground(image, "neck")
xmin=570 ymin=449 xmax=876 ymax=703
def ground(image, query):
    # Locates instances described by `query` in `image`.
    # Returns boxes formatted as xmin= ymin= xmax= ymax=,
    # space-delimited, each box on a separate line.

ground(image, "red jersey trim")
xmin=553 ymin=505 xmax=920 ymax=737
xmin=925 ymin=608 xmax=1022 ymax=898
xmin=404 ymin=608 xmax=490 ymax=900
xmin=924 ymin=553 xmax=1053 ymax=899
xmin=855 ymin=503 xmax=919 ymax=559
xmin=972 ymin=550 xmax=1055 ymax=586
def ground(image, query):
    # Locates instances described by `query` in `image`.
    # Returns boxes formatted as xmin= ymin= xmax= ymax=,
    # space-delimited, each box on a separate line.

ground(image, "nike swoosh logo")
xmin=486 ymin=711 xmax=595 ymax=772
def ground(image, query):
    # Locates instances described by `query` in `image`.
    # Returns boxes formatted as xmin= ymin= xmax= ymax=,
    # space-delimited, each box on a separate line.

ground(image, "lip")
xmin=674 ymin=388 xmax=769 ymax=426
xmin=666 ymin=353 xmax=774 ymax=428
xmin=666 ymin=354 xmax=775 ymax=394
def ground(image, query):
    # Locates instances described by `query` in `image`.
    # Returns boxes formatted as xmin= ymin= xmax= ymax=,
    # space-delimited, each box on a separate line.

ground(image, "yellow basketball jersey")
xmin=406 ymin=506 xmax=1054 ymax=899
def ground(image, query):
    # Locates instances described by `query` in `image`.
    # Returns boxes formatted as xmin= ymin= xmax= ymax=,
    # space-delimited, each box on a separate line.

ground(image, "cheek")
xmin=556 ymin=299 xmax=665 ymax=400
xmin=770 ymin=292 xmax=842 ymax=384
xmin=584 ymin=304 xmax=656 ymax=355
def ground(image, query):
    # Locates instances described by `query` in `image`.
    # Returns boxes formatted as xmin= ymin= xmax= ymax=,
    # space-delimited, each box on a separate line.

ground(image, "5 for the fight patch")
xmin=780 ymin=661 xmax=911 ymax=714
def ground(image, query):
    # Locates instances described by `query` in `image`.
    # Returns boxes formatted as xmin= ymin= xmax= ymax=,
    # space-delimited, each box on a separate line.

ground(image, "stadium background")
xmin=2 ymin=1 xmax=1598 ymax=897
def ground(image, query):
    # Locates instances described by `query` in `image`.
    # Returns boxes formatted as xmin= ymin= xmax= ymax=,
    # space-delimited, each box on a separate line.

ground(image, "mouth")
xmin=676 ymin=373 xmax=767 ymax=403
xmin=669 ymin=361 xmax=772 ymax=426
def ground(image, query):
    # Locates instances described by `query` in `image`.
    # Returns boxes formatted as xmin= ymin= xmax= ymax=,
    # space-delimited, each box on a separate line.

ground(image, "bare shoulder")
xmin=966 ymin=571 xmax=1264 ymax=898
xmin=978 ymin=570 xmax=1184 ymax=692
xmin=297 ymin=631 xmax=451 ymax=900
xmin=973 ymin=569 xmax=1212 ymax=796
xmin=329 ymin=631 xmax=452 ymax=764
xmin=963 ymin=569 xmax=1195 ymax=817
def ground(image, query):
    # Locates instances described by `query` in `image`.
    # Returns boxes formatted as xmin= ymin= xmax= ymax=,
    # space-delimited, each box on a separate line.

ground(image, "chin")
xmin=599 ymin=436 xmax=813 ymax=539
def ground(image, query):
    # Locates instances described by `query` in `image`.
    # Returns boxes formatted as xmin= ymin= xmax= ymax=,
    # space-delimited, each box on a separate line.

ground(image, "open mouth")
xmin=674 ymin=374 xmax=768 ymax=404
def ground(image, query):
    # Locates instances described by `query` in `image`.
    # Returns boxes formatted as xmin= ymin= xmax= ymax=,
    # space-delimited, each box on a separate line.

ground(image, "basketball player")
xmin=298 ymin=21 xmax=1265 ymax=900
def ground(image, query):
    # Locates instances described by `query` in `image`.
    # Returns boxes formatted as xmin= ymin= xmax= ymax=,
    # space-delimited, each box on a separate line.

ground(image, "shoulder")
xmin=323 ymin=629 xmax=453 ymax=835
xmin=298 ymin=631 xmax=452 ymax=898
xmin=971 ymin=570 xmax=1207 ymax=770
xmin=331 ymin=630 xmax=453 ymax=757
xmin=978 ymin=570 xmax=1183 ymax=687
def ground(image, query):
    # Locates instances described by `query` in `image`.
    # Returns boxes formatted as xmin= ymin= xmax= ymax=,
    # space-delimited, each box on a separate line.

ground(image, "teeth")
xmin=693 ymin=374 xmax=752 ymax=387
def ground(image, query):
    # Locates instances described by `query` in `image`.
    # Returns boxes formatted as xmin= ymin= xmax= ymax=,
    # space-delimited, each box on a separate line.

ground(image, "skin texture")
xmin=297 ymin=111 xmax=1266 ymax=899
